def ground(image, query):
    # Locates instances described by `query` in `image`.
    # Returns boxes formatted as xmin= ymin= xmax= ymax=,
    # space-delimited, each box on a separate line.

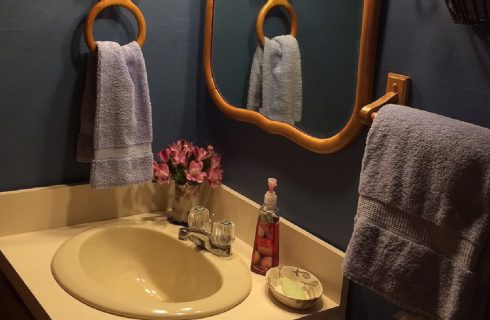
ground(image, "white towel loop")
xmin=256 ymin=0 xmax=298 ymax=48
xmin=85 ymin=0 xmax=147 ymax=53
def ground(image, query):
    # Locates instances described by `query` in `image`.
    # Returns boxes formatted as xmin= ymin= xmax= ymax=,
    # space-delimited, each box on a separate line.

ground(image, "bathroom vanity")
xmin=0 ymin=183 xmax=347 ymax=320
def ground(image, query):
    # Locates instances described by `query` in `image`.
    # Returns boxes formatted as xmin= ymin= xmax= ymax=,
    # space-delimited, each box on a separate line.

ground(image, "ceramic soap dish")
xmin=265 ymin=265 xmax=323 ymax=309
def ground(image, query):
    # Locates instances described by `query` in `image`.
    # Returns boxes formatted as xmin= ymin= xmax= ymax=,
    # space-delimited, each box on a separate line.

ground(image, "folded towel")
xmin=77 ymin=41 xmax=153 ymax=189
xmin=247 ymin=35 xmax=302 ymax=125
xmin=343 ymin=105 xmax=490 ymax=320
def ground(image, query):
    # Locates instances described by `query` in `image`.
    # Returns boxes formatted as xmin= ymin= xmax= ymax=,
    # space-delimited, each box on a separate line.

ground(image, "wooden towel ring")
xmin=85 ymin=0 xmax=147 ymax=53
xmin=256 ymin=0 xmax=298 ymax=47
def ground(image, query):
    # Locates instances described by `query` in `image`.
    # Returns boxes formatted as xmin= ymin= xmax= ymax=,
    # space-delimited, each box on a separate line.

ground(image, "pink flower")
xmin=153 ymin=140 xmax=222 ymax=187
xmin=210 ymin=154 xmax=221 ymax=169
xmin=152 ymin=160 xmax=170 ymax=184
xmin=186 ymin=160 xmax=207 ymax=183
xmin=169 ymin=140 xmax=192 ymax=166
xmin=157 ymin=149 xmax=170 ymax=163
xmin=193 ymin=146 xmax=208 ymax=162
xmin=168 ymin=143 xmax=180 ymax=165
xmin=207 ymin=167 xmax=223 ymax=188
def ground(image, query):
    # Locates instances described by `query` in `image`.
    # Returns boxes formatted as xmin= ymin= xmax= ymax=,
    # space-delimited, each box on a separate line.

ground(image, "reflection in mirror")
xmin=212 ymin=0 xmax=363 ymax=138
xmin=204 ymin=0 xmax=379 ymax=153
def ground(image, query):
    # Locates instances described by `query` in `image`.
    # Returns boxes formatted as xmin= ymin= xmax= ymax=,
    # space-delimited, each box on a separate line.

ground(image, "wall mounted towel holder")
xmin=360 ymin=73 xmax=410 ymax=124
xmin=85 ymin=0 xmax=147 ymax=53
xmin=256 ymin=0 xmax=298 ymax=47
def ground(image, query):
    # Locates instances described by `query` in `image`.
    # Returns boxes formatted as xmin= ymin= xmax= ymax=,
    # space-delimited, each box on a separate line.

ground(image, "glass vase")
xmin=169 ymin=183 xmax=201 ymax=225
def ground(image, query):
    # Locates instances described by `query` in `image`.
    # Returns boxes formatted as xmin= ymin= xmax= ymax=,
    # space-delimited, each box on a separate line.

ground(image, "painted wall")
xmin=1 ymin=0 xmax=490 ymax=319
xmin=200 ymin=1 xmax=490 ymax=319
xmin=0 ymin=0 xmax=202 ymax=192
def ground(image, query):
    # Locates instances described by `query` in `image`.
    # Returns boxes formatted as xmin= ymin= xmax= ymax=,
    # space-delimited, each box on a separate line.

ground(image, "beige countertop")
xmin=0 ymin=214 xmax=334 ymax=320
xmin=0 ymin=187 xmax=345 ymax=320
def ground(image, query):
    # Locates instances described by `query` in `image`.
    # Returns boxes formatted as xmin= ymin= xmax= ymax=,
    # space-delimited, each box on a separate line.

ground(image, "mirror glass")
xmin=211 ymin=0 xmax=364 ymax=138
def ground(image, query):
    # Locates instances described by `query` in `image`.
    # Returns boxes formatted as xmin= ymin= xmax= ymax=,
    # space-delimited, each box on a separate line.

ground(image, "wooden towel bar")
xmin=360 ymin=73 xmax=411 ymax=124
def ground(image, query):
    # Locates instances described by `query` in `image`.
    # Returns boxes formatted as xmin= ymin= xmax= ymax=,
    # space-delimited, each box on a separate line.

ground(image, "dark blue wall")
xmin=1 ymin=1 xmax=490 ymax=319
xmin=200 ymin=1 xmax=490 ymax=319
xmin=0 ymin=0 xmax=202 ymax=191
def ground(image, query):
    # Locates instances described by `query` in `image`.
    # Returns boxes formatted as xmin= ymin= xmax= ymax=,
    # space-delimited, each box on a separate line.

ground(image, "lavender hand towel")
xmin=247 ymin=35 xmax=302 ymax=125
xmin=77 ymin=41 xmax=153 ymax=189
xmin=343 ymin=104 xmax=490 ymax=320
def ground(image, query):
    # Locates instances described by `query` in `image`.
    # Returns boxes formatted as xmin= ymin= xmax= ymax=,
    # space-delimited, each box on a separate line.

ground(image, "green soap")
xmin=280 ymin=277 xmax=308 ymax=300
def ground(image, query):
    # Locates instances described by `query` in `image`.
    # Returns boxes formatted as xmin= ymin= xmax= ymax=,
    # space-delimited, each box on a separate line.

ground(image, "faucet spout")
xmin=178 ymin=227 xmax=232 ymax=257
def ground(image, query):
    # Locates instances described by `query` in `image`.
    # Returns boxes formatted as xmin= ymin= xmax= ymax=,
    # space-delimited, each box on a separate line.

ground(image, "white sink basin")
xmin=51 ymin=220 xmax=251 ymax=319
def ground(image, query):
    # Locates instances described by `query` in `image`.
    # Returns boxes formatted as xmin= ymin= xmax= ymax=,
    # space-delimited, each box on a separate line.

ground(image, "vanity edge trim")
xmin=0 ymin=250 xmax=51 ymax=320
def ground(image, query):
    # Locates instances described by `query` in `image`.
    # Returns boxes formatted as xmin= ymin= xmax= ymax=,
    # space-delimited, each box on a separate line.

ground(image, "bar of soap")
xmin=280 ymin=277 xmax=308 ymax=300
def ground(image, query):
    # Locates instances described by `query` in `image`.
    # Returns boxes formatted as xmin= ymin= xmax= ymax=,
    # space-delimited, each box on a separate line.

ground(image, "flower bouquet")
xmin=152 ymin=139 xmax=223 ymax=224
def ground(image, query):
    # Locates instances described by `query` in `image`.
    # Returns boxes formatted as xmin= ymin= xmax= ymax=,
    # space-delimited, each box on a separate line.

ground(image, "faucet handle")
xmin=188 ymin=206 xmax=210 ymax=231
xmin=212 ymin=219 xmax=235 ymax=246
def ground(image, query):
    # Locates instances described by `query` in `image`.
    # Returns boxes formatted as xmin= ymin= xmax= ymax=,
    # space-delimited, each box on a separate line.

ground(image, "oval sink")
xmin=51 ymin=220 xmax=251 ymax=319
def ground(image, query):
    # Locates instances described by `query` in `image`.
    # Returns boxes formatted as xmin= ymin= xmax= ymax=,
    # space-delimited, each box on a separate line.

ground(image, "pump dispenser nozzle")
xmin=268 ymin=178 xmax=277 ymax=192
xmin=264 ymin=178 xmax=277 ymax=207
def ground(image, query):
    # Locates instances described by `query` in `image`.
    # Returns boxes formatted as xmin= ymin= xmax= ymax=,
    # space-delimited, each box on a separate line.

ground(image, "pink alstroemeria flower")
xmin=180 ymin=141 xmax=194 ymax=166
xmin=207 ymin=167 xmax=223 ymax=188
xmin=186 ymin=160 xmax=207 ymax=183
xmin=157 ymin=149 xmax=170 ymax=163
xmin=193 ymin=146 xmax=208 ymax=162
xmin=152 ymin=160 xmax=170 ymax=184
xmin=210 ymin=154 xmax=221 ymax=169
xmin=169 ymin=140 xmax=192 ymax=166
xmin=168 ymin=142 xmax=180 ymax=165
xmin=153 ymin=140 xmax=222 ymax=187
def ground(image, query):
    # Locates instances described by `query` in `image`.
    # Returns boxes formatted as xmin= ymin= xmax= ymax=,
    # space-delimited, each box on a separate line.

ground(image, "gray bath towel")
xmin=77 ymin=41 xmax=153 ymax=189
xmin=247 ymin=35 xmax=302 ymax=125
xmin=343 ymin=105 xmax=490 ymax=320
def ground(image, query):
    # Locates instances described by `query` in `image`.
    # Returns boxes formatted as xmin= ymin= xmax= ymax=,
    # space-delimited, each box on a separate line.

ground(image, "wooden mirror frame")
xmin=203 ymin=0 xmax=380 ymax=154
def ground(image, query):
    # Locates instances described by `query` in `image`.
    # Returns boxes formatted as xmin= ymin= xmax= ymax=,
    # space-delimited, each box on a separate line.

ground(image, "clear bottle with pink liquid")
xmin=251 ymin=178 xmax=279 ymax=275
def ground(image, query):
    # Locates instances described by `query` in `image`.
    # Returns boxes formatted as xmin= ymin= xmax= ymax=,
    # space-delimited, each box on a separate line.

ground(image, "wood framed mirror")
xmin=203 ymin=0 xmax=380 ymax=153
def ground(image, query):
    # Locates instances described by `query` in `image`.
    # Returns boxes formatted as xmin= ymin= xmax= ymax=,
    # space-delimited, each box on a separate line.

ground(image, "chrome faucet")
xmin=178 ymin=227 xmax=232 ymax=257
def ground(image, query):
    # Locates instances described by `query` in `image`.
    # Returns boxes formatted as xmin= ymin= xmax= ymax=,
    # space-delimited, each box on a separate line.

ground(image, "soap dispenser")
xmin=251 ymin=178 xmax=279 ymax=275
